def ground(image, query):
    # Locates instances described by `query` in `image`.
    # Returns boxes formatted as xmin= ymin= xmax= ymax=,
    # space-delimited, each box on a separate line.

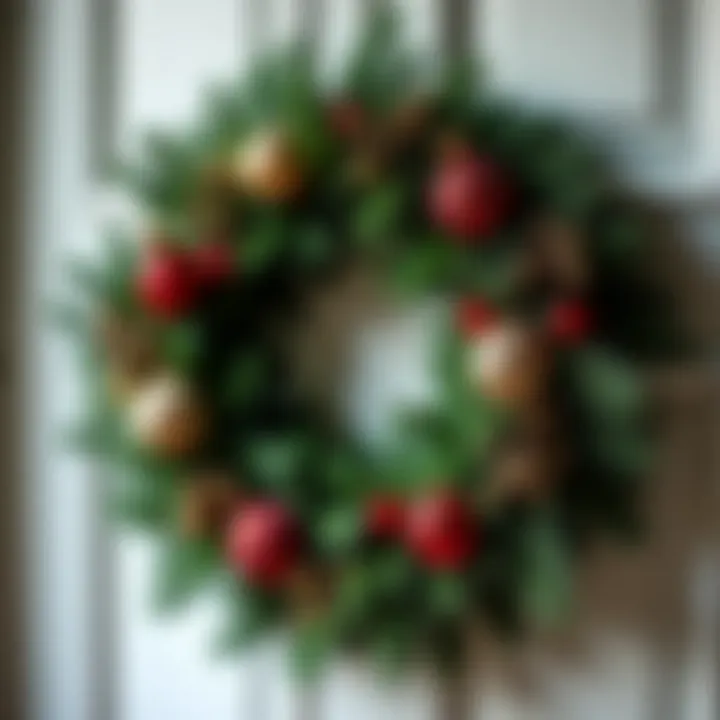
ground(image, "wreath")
xmin=62 ymin=10 xmax=679 ymax=675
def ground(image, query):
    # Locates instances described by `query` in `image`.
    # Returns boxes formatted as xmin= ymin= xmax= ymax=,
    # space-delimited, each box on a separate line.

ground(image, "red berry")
xmin=405 ymin=492 xmax=478 ymax=570
xmin=192 ymin=241 xmax=235 ymax=287
xmin=366 ymin=496 xmax=406 ymax=539
xmin=428 ymin=155 xmax=514 ymax=241
xmin=456 ymin=298 xmax=498 ymax=339
xmin=136 ymin=246 xmax=198 ymax=319
xmin=548 ymin=299 xmax=595 ymax=344
xmin=226 ymin=500 xmax=301 ymax=588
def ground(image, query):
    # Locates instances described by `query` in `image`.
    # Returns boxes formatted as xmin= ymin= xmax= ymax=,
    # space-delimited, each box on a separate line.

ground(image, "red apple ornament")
xmin=136 ymin=245 xmax=198 ymax=319
xmin=548 ymin=299 xmax=595 ymax=344
xmin=405 ymin=492 xmax=478 ymax=570
xmin=226 ymin=500 xmax=301 ymax=588
xmin=428 ymin=154 xmax=514 ymax=241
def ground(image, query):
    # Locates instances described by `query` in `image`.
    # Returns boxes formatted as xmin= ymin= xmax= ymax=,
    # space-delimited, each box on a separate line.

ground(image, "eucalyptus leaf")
xmin=246 ymin=435 xmax=309 ymax=491
xmin=520 ymin=515 xmax=573 ymax=628
xmin=572 ymin=346 xmax=644 ymax=423
xmin=317 ymin=506 xmax=363 ymax=557
xmin=153 ymin=537 xmax=220 ymax=614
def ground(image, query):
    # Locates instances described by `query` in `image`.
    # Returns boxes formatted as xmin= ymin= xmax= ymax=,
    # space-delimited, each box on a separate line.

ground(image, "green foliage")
xmin=154 ymin=535 xmax=221 ymax=613
xmin=520 ymin=513 xmax=573 ymax=628
xmin=59 ymin=3 xmax=679 ymax=678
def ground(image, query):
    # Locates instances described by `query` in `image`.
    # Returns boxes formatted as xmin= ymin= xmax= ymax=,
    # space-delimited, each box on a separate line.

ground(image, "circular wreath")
xmin=64 ymin=11 xmax=678 ymax=675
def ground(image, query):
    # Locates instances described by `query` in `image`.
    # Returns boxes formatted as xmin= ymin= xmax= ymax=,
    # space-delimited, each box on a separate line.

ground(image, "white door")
xmin=29 ymin=1 xmax=720 ymax=719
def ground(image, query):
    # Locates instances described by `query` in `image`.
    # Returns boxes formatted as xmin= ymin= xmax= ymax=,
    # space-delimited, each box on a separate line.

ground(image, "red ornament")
xmin=548 ymin=299 xmax=595 ymax=344
xmin=327 ymin=100 xmax=368 ymax=142
xmin=428 ymin=154 xmax=514 ymax=240
xmin=226 ymin=500 xmax=301 ymax=588
xmin=405 ymin=491 xmax=478 ymax=570
xmin=365 ymin=496 xmax=406 ymax=539
xmin=192 ymin=240 xmax=235 ymax=287
xmin=456 ymin=298 xmax=498 ymax=339
xmin=136 ymin=246 xmax=198 ymax=319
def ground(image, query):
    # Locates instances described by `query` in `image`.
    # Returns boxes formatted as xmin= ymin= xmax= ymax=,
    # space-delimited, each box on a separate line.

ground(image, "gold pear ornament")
xmin=233 ymin=129 xmax=305 ymax=203
xmin=467 ymin=321 xmax=551 ymax=408
xmin=127 ymin=373 xmax=208 ymax=458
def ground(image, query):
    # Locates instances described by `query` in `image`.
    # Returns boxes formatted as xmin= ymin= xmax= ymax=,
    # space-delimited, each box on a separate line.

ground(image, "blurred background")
xmin=4 ymin=0 xmax=720 ymax=719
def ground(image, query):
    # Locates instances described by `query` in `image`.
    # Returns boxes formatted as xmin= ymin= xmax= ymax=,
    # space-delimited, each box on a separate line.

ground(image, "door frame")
xmin=20 ymin=2 xmax=720 ymax=720
xmin=2 ymin=0 xmax=30 ymax=717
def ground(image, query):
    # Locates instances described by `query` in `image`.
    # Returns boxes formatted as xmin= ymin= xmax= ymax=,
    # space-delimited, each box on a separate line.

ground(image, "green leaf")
xmin=389 ymin=242 xmax=456 ymax=295
xmin=324 ymin=449 xmax=366 ymax=496
xmin=246 ymin=435 xmax=308 ymax=491
xmin=295 ymin=223 xmax=334 ymax=268
xmin=372 ymin=622 xmax=413 ymax=678
xmin=153 ymin=537 xmax=220 ymax=613
xmin=465 ymin=243 xmax=524 ymax=303
xmin=373 ymin=549 xmax=414 ymax=598
xmin=334 ymin=564 xmax=373 ymax=626
xmin=109 ymin=477 xmax=173 ymax=529
xmin=290 ymin=620 xmax=333 ymax=681
xmin=441 ymin=54 xmax=481 ymax=119
xmin=344 ymin=5 xmax=406 ymax=109
xmin=317 ymin=506 xmax=363 ymax=557
xmin=161 ymin=322 xmax=202 ymax=372
xmin=429 ymin=574 xmax=468 ymax=620
xmin=520 ymin=515 xmax=573 ymax=628
xmin=597 ymin=213 xmax=645 ymax=264
xmin=222 ymin=353 xmax=267 ymax=408
xmin=572 ymin=346 xmax=644 ymax=423
xmin=214 ymin=580 xmax=282 ymax=656
xmin=240 ymin=214 xmax=287 ymax=274
xmin=591 ymin=428 xmax=651 ymax=477
xmin=353 ymin=184 xmax=407 ymax=248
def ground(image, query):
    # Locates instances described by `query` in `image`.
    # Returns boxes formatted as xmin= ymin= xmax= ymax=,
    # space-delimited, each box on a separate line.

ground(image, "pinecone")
xmin=195 ymin=164 xmax=242 ymax=234
xmin=97 ymin=311 xmax=158 ymax=380
xmin=344 ymin=132 xmax=396 ymax=188
xmin=483 ymin=404 xmax=568 ymax=507
xmin=385 ymin=96 xmax=437 ymax=152
xmin=179 ymin=473 xmax=243 ymax=539
xmin=527 ymin=216 xmax=592 ymax=292
xmin=287 ymin=565 xmax=336 ymax=622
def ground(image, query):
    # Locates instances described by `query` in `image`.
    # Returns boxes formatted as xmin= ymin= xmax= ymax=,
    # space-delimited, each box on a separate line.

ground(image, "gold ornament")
xmin=126 ymin=373 xmax=208 ymax=457
xmin=467 ymin=322 xmax=551 ymax=408
xmin=233 ymin=129 xmax=304 ymax=202
xmin=179 ymin=473 xmax=242 ymax=539
xmin=483 ymin=404 xmax=568 ymax=507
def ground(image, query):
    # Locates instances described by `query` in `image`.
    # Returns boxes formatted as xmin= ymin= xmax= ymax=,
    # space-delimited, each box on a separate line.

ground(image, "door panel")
xmin=115 ymin=3 xmax=249 ymax=719
xmin=478 ymin=0 xmax=720 ymax=194
xmin=480 ymin=0 xmax=657 ymax=117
